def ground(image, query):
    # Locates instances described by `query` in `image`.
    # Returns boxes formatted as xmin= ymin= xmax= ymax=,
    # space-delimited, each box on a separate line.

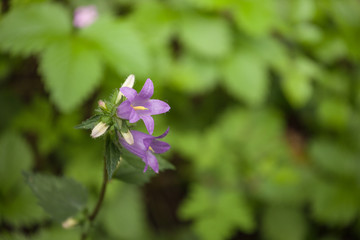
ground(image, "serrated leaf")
xmin=113 ymin=150 xmax=173 ymax=185
xmin=223 ymin=51 xmax=268 ymax=106
xmin=24 ymin=172 xmax=88 ymax=222
xmin=105 ymin=135 xmax=121 ymax=180
xmin=39 ymin=37 xmax=103 ymax=113
xmin=80 ymin=17 xmax=150 ymax=76
xmin=75 ymin=115 xmax=101 ymax=130
xmin=157 ymin=155 xmax=175 ymax=171
xmin=121 ymin=148 xmax=174 ymax=171
xmin=0 ymin=2 xmax=71 ymax=55
xmin=179 ymin=14 xmax=232 ymax=58
xmin=113 ymin=160 xmax=155 ymax=185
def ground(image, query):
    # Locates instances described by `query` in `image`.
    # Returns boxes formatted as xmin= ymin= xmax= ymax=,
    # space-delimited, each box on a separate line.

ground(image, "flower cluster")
xmin=89 ymin=75 xmax=170 ymax=173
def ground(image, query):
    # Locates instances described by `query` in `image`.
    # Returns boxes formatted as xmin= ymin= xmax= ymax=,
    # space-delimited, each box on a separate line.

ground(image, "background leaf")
xmin=24 ymin=172 xmax=88 ymax=222
xmin=0 ymin=2 xmax=71 ymax=55
xmin=39 ymin=37 xmax=103 ymax=113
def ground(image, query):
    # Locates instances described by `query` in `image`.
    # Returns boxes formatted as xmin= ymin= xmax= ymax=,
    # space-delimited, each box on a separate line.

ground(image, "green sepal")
xmin=105 ymin=133 xmax=121 ymax=180
xmin=23 ymin=172 xmax=88 ymax=222
xmin=75 ymin=115 xmax=101 ymax=129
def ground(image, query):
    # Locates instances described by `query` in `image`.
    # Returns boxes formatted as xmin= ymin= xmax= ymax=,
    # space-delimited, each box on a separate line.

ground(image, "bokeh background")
xmin=1 ymin=0 xmax=360 ymax=239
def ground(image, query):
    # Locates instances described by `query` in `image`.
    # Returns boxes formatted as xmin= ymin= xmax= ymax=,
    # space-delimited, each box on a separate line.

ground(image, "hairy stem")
xmin=81 ymin=160 xmax=108 ymax=240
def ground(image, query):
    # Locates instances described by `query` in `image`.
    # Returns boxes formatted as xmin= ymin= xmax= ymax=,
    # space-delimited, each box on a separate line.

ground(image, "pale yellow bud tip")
xmin=91 ymin=122 xmax=109 ymax=138
xmin=116 ymin=74 xmax=135 ymax=104
xmin=98 ymin=100 xmax=106 ymax=109
xmin=122 ymin=130 xmax=134 ymax=145
xmin=62 ymin=218 xmax=77 ymax=229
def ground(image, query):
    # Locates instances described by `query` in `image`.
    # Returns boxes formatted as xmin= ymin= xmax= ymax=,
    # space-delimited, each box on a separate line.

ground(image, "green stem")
xmin=81 ymin=159 xmax=108 ymax=240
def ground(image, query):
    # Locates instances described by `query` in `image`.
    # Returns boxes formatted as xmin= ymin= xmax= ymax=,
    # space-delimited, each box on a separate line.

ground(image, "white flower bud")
xmin=121 ymin=130 xmax=134 ymax=145
xmin=62 ymin=218 xmax=77 ymax=229
xmin=116 ymin=74 xmax=135 ymax=104
xmin=91 ymin=122 xmax=109 ymax=138
xmin=98 ymin=100 xmax=106 ymax=110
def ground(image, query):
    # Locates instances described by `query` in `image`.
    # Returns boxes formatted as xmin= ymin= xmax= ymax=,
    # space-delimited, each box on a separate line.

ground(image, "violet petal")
xmin=151 ymin=140 xmax=170 ymax=154
xmin=120 ymin=87 xmax=137 ymax=101
xmin=145 ymin=99 xmax=170 ymax=115
xmin=129 ymin=109 xmax=140 ymax=123
xmin=117 ymin=100 xmax=132 ymax=119
xmin=140 ymin=115 xmax=154 ymax=134
xmin=145 ymin=151 xmax=159 ymax=173
xmin=155 ymin=127 xmax=170 ymax=139
xmin=139 ymin=78 xmax=154 ymax=99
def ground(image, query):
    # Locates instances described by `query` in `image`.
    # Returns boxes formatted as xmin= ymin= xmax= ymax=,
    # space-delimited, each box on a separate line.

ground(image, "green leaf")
xmin=310 ymin=139 xmax=358 ymax=178
xmin=261 ymin=206 xmax=307 ymax=240
xmin=113 ymin=150 xmax=173 ymax=185
xmin=120 ymin=148 xmax=146 ymax=169
xmin=75 ymin=115 xmax=101 ymax=130
xmin=157 ymin=155 xmax=175 ymax=171
xmin=170 ymin=54 xmax=219 ymax=94
xmin=0 ymin=132 xmax=32 ymax=193
xmin=180 ymin=186 xmax=255 ymax=240
xmin=105 ymin=135 xmax=121 ymax=180
xmin=24 ymin=172 xmax=88 ymax=222
xmin=0 ymin=132 xmax=45 ymax=226
xmin=311 ymin=180 xmax=359 ymax=226
xmin=281 ymin=67 xmax=312 ymax=108
xmin=113 ymin=160 xmax=155 ymax=185
xmin=102 ymin=186 xmax=148 ymax=239
xmin=223 ymin=50 xmax=268 ymax=106
xmin=0 ymin=2 xmax=71 ymax=55
xmin=317 ymin=97 xmax=350 ymax=130
xmin=39 ymin=37 xmax=103 ymax=113
xmin=234 ymin=0 xmax=278 ymax=36
xmin=179 ymin=13 xmax=232 ymax=58
xmin=80 ymin=16 xmax=150 ymax=76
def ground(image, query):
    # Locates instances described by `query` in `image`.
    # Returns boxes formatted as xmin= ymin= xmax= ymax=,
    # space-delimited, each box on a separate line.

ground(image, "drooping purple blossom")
xmin=117 ymin=79 xmax=170 ymax=134
xmin=119 ymin=128 xmax=170 ymax=173
xmin=73 ymin=5 xmax=98 ymax=28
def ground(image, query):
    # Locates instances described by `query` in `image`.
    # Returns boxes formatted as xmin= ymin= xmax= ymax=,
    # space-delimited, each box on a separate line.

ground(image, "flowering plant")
xmin=79 ymin=74 xmax=171 ymax=175
xmin=23 ymin=75 xmax=173 ymax=240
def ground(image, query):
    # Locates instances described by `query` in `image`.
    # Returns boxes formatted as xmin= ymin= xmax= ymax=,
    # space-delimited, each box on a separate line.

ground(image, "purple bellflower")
xmin=119 ymin=128 xmax=170 ymax=173
xmin=73 ymin=5 xmax=98 ymax=28
xmin=117 ymin=79 xmax=170 ymax=135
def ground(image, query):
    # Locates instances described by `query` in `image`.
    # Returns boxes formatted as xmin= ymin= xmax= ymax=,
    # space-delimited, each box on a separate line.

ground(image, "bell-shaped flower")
xmin=119 ymin=128 xmax=170 ymax=173
xmin=116 ymin=79 xmax=170 ymax=134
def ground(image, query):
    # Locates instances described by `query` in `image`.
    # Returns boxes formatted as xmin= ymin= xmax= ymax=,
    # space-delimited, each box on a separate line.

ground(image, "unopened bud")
xmin=91 ymin=122 xmax=109 ymax=138
xmin=62 ymin=218 xmax=77 ymax=229
xmin=122 ymin=130 xmax=134 ymax=145
xmin=98 ymin=100 xmax=106 ymax=110
xmin=116 ymin=74 xmax=135 ymax=104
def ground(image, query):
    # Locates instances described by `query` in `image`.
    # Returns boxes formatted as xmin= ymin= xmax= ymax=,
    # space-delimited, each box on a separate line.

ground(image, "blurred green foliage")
xmin=1 ymin=0 xmax=360 ymax=239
